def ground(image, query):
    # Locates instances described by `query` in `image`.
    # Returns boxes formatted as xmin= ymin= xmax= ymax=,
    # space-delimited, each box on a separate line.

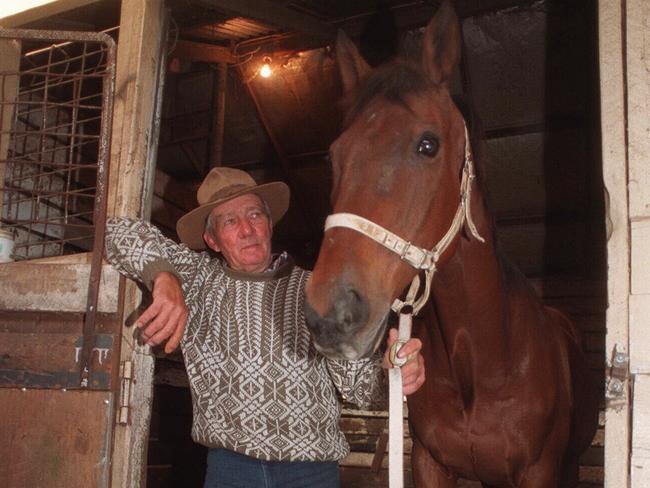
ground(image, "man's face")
xmin=203 ymin=193 xmax=273 ymax=273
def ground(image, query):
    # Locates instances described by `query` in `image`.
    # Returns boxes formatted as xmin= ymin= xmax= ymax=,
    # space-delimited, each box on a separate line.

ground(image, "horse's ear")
xmin=336 ymin=29 xmax=371 ymax=94
xmin=421 ymin=1 xmax=461 ymax=85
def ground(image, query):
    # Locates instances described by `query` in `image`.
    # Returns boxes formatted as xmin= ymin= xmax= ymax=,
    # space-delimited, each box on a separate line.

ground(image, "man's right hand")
xmin=135 ymin=271 xmax=188 ymax=353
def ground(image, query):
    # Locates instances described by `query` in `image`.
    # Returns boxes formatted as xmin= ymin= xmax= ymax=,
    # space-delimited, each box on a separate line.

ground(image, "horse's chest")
xmin=409 ymin=365 xmax=525 ymax=484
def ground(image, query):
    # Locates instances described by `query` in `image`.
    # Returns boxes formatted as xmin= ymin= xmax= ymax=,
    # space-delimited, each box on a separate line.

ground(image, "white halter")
xmin=323 ymin=120 xmax=485 ymax=488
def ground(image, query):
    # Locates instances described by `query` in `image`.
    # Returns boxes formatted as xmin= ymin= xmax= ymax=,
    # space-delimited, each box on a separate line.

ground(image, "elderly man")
xmin=105 ymin=167 xmax=424 ymax=488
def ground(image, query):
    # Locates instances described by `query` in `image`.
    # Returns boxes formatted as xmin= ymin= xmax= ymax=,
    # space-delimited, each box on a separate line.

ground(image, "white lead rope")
xmin=387 ymin=284 xmax=417 ymax=488
xmin=324 ymin=121 xmax=485 ymax=488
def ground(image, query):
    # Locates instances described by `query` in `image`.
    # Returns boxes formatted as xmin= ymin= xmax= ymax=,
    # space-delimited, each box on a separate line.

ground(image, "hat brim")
xmin=176 ymin=181 xmax=290 ymax=250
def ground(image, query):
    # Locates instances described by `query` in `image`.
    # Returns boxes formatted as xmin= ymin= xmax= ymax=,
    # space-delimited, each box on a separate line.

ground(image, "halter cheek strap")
xmin=322 ymin=120 xmax=485 ymax=488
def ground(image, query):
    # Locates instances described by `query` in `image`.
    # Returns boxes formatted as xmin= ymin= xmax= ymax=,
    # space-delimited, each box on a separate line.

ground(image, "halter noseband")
xmin=323 ymin=121 xmax=485 ymax=315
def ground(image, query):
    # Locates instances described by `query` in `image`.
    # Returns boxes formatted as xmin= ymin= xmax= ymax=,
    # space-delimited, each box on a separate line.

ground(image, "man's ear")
xmin=203 ymin=230 xmax=221 ymax=253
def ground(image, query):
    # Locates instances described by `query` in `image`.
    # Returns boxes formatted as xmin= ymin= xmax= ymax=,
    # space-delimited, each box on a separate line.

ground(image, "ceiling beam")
xmin=195 ymin=0 xmax=336 ymax=42
xmin=0 ymin=0 xmax=100 ymax=27
xmin=170 ymin=39 xmax=236 ymax=64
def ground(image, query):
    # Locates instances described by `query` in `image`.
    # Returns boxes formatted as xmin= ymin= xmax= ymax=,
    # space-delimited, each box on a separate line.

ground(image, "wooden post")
xmin=0 ymin=39 xmax=20 ymax=220
xmin=626 ymin=0 xmax=650 ymax=486
xmin=598 ymin=1 xmax=631 ymax=487
xmin=210 ymin=62 xmax=227 ymax=167
xmin=107 ymin=1 xmax=168 ymax=487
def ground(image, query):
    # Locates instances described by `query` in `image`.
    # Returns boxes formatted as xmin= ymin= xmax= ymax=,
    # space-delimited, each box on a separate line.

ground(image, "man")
xmin=105 ymin=167 xmax=425 ymax=488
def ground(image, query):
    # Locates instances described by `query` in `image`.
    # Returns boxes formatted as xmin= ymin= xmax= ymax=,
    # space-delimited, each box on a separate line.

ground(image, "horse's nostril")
xmin=346 ymin=288 xmax=362 ymax=305
xmin=335 ymin=287 xmax=368 ymax=328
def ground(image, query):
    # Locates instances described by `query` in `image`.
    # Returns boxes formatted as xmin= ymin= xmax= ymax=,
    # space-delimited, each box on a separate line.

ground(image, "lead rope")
xmin=323 ymin=121 xmax=485 ymax=488
xmin=387 ymin=277 xmax=420 ymax=488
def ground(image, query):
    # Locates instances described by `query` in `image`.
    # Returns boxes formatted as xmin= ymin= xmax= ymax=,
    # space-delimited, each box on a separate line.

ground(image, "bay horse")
xmin=304 ymin=2 xmax=599 ymax=487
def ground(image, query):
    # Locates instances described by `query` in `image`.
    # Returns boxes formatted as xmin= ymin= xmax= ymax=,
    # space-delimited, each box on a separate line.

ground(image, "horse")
xmin=303 ymin=2 xmax=599 ymax=487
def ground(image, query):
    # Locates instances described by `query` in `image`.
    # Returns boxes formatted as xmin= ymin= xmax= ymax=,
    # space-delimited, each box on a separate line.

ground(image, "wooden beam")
xmin=0 ymin=262 xmax=120 ymax=313
xmin=107 ymin=1 xmax=168 ymax=487
xmin=210 ymin=62 xmax=228 ymax=166
xmin=598 ymin=1 xmax=631 ymax=487
xmin=0 ymin=0 xmax=101 ymax=27
xmin=170 ymin=39 xmax=236 ymax=64
xmin=196 ymin=0 xmax=335 ymax=42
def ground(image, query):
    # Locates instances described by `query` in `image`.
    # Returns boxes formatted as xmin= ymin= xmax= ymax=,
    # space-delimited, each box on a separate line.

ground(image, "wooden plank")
xmin=598 ymin=1 xmax=631 ymax=487
xmin=630 ymin=293 xmax=650 ymax=375
xmin=0 ymin=331 xmax=115 ymax=389
xmin=0 ymin=388 xmax=113 ymax=488
xmin=631 ymin=220 xmax=650 ymax=296
xmin=632 ymin=374 xmax=650 ymax=486
xmin=107 ymin=1 xmax=167 ymax=487
xmin=0 ymin=0 xmax=100 ymax=27
xmin=0 ymin=263 xmax=119 ymax=313
xmin=196 ymin=0 xmax=335 ymax=42
xmin=170 ymin=39 xmax=235 ymax=65
xmin=0 ymin=38 xmax=20 ymax=219
xmin=626 ymin=0 xmax=650 ymax=220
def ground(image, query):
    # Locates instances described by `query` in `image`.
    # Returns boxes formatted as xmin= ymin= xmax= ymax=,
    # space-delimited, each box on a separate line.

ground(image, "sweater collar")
xmin=222 ymin=253 xmax=295 ymax=281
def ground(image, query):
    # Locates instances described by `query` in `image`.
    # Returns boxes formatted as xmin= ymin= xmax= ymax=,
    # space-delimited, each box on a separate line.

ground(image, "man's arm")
xmin=325 ymin=332 xmax=425 ymax=409
xmin=105 ymin=217 xmax=210 ymax=352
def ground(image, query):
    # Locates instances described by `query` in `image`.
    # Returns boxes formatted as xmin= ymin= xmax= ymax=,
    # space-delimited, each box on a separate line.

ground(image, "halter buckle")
xmin=399 ymin=242 xmax=432 ymax=270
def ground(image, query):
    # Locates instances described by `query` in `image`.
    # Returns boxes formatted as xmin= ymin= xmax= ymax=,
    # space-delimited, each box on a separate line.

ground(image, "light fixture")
xmin=259 ymin=56 xmax=273 ymax=78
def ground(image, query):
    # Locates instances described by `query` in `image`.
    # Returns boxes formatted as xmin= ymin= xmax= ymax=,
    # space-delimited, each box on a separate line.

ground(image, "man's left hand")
xmin=382 ymin=328 xmax=426 ymax=395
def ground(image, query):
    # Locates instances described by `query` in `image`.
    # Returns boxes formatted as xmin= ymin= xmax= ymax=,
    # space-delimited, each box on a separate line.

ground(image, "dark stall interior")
xmin=16 ymin=1 xmax=605 ymax=486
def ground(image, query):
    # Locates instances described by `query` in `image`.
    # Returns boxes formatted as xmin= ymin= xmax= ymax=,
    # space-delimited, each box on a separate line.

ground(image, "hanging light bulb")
xmin=260 ymin=56 xmax=273 ymax=78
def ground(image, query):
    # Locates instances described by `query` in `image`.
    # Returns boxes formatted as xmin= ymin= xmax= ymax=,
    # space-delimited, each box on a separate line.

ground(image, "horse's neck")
xmin=430 ymin=189 xmax=514 ymax=372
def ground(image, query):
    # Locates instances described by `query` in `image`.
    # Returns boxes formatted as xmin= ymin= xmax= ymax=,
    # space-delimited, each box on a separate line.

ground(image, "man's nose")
xmin=239 ymin=218 xmax=254 ymax=236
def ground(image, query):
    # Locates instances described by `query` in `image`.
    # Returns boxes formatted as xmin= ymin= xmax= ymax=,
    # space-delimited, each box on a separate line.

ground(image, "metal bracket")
xmin=606 ymin=344 xmax=629 ymax=409
xmin=118 ymin=360 xmax=134 ymax=425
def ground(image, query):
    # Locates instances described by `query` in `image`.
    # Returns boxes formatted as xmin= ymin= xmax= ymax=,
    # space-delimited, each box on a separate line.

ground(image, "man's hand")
xmin=382 ymin=328 xmax=426 ymax=395
xmin=135 ymin=272 xmax=188 ymax=353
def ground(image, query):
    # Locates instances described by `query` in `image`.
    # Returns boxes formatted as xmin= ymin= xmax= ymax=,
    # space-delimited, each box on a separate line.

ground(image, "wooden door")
xmin=0 ymin=2 xmax=168 ymax=487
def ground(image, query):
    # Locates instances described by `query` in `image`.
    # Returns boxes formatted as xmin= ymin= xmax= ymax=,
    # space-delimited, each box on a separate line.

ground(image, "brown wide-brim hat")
xmin=176 ymin=167 xmax=290 ymax=250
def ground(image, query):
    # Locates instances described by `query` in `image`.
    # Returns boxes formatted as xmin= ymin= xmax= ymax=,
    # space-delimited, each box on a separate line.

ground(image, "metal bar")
xmin=79 ymin=34 xmax=115 ymax=388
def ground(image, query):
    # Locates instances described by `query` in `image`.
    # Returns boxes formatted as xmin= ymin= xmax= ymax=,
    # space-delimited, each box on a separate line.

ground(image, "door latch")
xmin=118 ymin=360 xmax=134 ymax=425
xmin=606 ymin=344 xmax=629 ymax=409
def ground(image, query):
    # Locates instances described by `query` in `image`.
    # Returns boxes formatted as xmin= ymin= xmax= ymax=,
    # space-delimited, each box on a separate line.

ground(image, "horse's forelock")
xmin=343 ymin=61 xmax=429 ymax=128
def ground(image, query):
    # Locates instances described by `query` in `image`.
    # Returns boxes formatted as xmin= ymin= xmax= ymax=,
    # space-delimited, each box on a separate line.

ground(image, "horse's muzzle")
xmin=304 ymin=286 xmax=370 ymax=359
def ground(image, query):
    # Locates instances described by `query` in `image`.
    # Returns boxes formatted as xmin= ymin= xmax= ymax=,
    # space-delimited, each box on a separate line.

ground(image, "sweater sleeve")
xmin=325 ymin=354 xmax=387 ymax=410
xmin=104 ymin=217 xmax=214 ymax=294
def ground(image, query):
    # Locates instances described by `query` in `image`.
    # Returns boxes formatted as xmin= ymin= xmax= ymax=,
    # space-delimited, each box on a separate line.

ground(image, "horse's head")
xmin=305 ymin=2 xmax=471 ymax=359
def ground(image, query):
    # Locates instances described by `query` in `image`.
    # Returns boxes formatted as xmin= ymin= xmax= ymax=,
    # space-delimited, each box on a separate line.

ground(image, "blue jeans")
xmin=203 ymin=448 xmax=340 ymax=488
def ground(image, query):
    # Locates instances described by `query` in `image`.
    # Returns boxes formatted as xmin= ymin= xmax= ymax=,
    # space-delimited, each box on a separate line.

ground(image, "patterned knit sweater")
xmin=105 ymin=218 xmax=386 ymax=461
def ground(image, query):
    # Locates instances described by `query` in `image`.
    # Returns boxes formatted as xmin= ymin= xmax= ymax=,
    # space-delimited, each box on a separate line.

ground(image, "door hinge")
xmin=605 ymin=344 xmax=629 ymax=410
xmin=118 ymin=360 xmax=134 ymax=425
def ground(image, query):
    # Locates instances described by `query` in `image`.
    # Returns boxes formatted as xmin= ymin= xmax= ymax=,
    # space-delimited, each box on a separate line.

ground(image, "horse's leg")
xmin=517 ymin=460 xmax=560 ymax=488
xmin=411 ymin=437 xmax=456 ymax=488
xmin=559 ymin=456 xmax=580 ymax=488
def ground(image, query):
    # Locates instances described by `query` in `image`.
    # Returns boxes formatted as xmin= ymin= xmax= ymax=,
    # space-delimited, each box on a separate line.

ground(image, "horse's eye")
xmin=416 ymin=135 xmax=439 ymax=158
